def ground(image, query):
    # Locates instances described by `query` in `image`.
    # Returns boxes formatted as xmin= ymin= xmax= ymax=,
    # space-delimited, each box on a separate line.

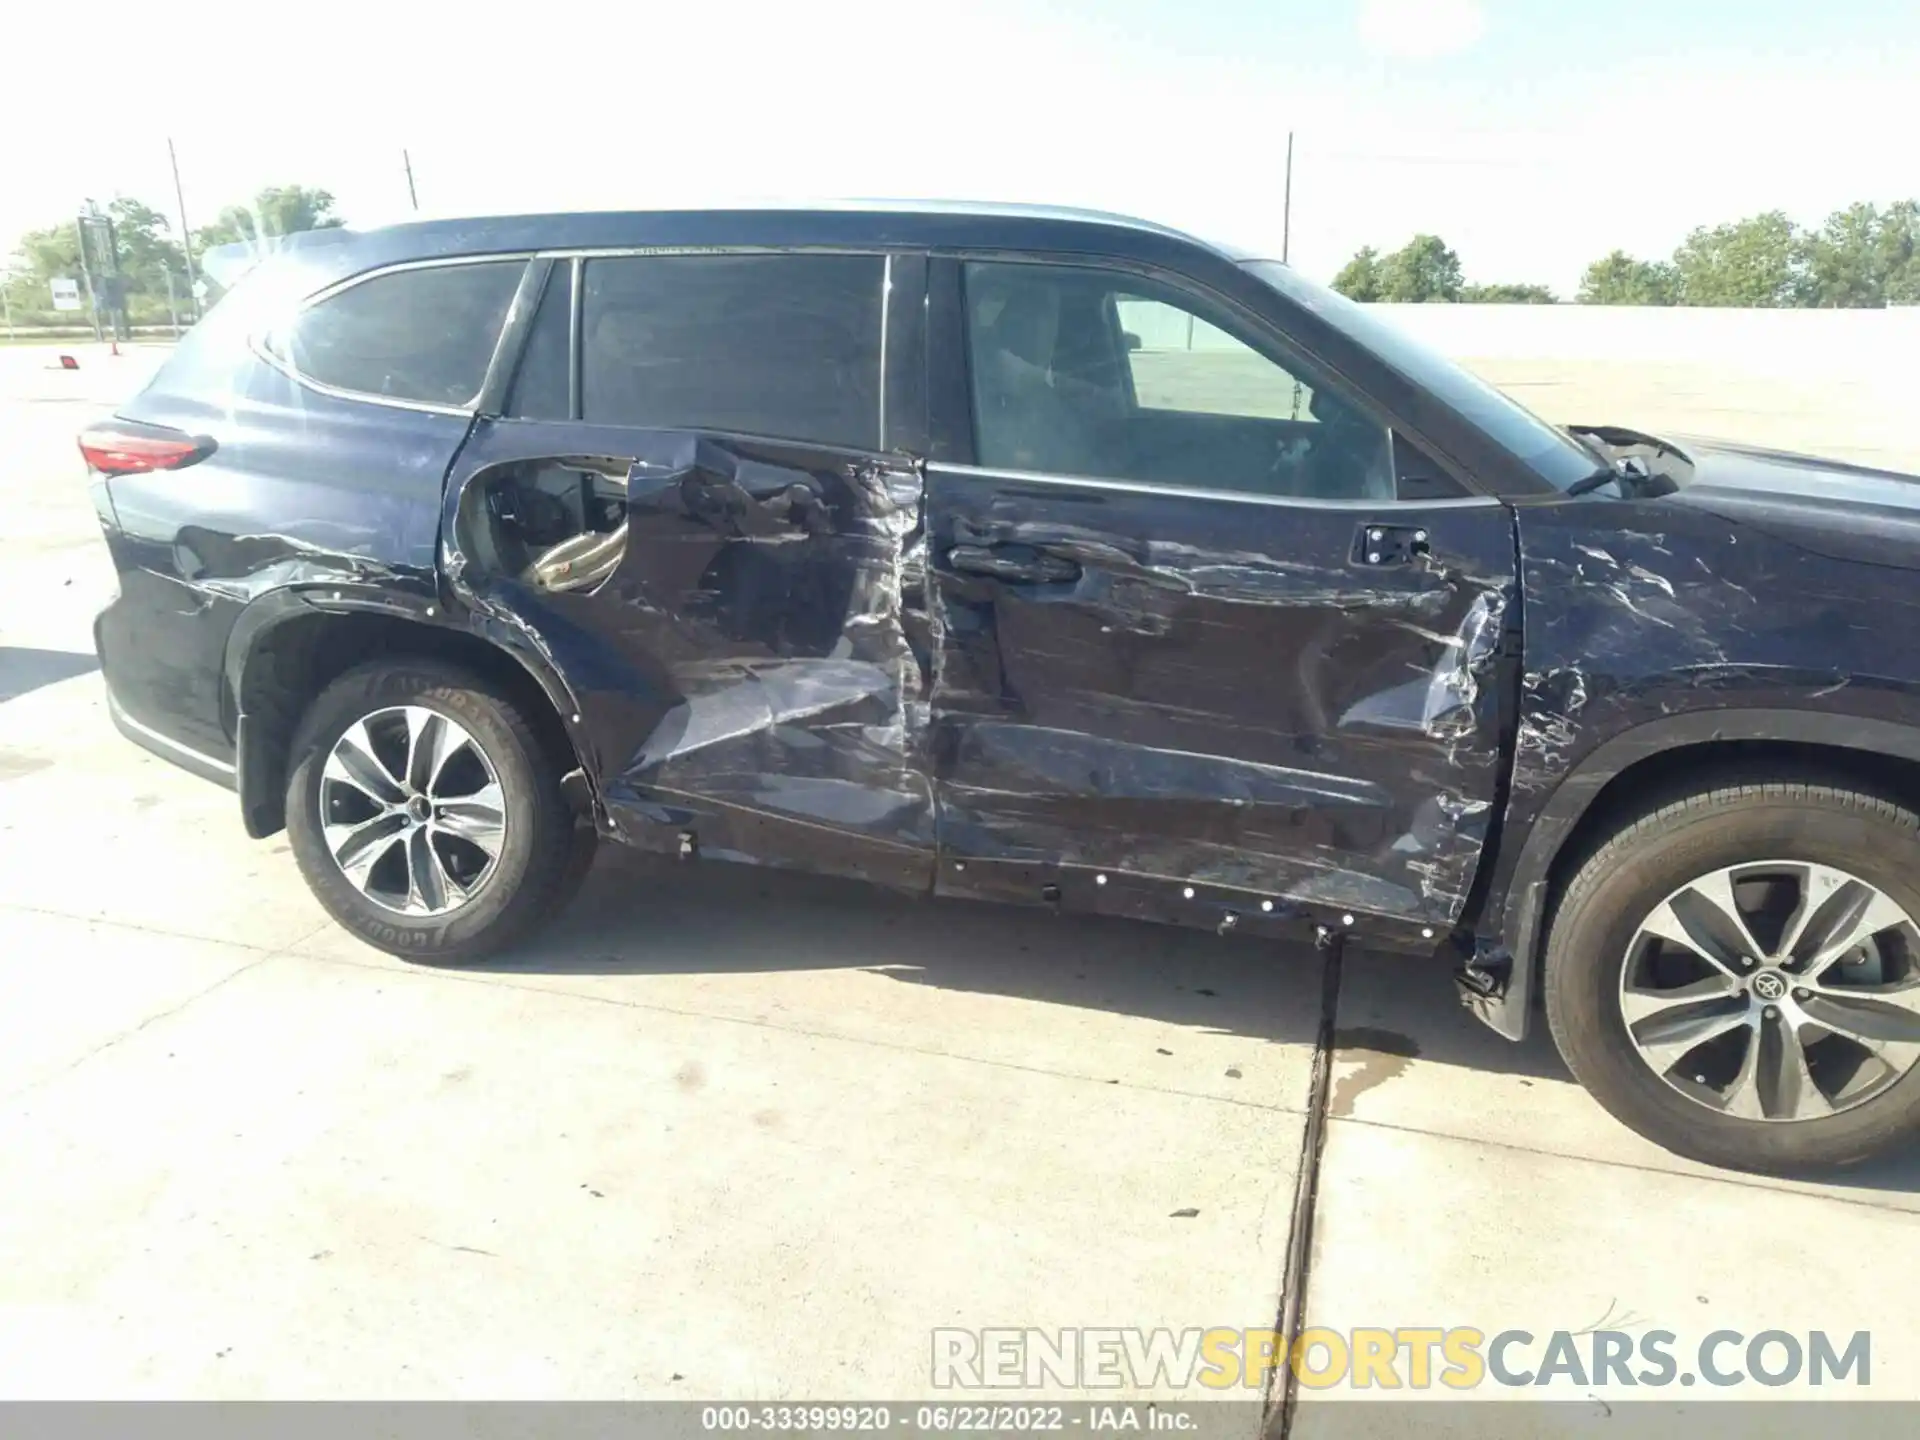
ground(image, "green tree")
xmin=1577 ymin=250 xmax=1678 ymax=305
xmin=1376 ymin=233 xmax=1464 ymax=302
xmin=1331 ymin=245 xmax=1383 ymax=301
xmin=1887 ymin=201 xmax=1920 ymax=305
xmin=195 ymin=185 xmax=346 ymax=248
xmin=5 ymin=197 xmax=189 ymax=325
xmin=1802 ymin=202 xmax=1885 ymax=307
xmin=1459 ymin=282 xmax=1557 ymax=304
xmin=1801 ymin=200 xmax=1920 ymax=308
xmin=1669 ymin=211 xmax=1804 ymax=307
xmin=104 ymin=197 xmax=186 ymax=281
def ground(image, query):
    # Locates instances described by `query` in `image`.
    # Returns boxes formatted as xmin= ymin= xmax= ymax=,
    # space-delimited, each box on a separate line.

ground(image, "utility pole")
xmin=404 ymin=149 xmax=419 ymax=212
xmin=74 ymin=211 xmax=103 ymax=342
xmin=1282 ymin=131 xmax=1294 ymax=264
xmin=168 ymin=138 xmax=199 ymax=320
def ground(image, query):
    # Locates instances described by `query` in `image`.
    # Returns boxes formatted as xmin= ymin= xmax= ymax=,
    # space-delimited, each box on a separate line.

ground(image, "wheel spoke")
xmin=406 ymin=708 xmax=469 ymax=795
xmin=1800 ymin=982 xmax=1920 ymax=1054
xmin=1753 ymin=1012 xmax=1834 ymax=1121
xmin=325 ymin=720 xmax=405 ymax=806
xmin=432 ymin=782 xmax=506 ymax=858
xmin=1631 ymin=1001 xmax=1752 ymax=1074
xmin=1795 ymin=883 xmax=1911 ymax=979
xmin=325 ymin=812 xmax=407 ymax=892
xmin=1637 ymin=891 xmax=1748 ymax=978
xmin=1722 ymin=1027 xmax=1767 ymax=1120
xmin=406 ymin=828 xmax=457 ymax=913
xmin=1772 ymin=863 xmax=1828 ymax=963
xmin=1621 ymin=973 xmax=1743 ymax=1026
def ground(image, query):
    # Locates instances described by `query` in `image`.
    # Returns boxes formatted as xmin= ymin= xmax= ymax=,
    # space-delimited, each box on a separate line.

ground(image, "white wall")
xmin=1362 ymin=303 xmax=1920 ymax=376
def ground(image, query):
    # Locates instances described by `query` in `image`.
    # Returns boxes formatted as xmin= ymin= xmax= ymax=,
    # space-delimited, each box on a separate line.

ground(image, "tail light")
xmin=78 ymin=419 xmax=217 ymax=476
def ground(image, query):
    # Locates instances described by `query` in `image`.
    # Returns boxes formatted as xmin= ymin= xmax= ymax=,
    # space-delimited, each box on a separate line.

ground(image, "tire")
xmin=551 ymin=822 xmax=602 ymax=916
xmin=285 ymin=659 xmax=579 ymax=963
xmin=1545 ymin=777 xmax=1920 ymax=1173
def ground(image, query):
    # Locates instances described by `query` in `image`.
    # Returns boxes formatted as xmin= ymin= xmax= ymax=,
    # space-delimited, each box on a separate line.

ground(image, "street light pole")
xmin=168 ymin=138 xmax=199 ymax=320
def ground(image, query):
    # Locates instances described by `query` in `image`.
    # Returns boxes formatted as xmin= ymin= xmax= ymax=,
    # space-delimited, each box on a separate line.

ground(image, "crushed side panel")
xmin=925 ymin=470 xmax=1517 ymax=927
xmin=447 ymin=423 xmax=935 ymax=890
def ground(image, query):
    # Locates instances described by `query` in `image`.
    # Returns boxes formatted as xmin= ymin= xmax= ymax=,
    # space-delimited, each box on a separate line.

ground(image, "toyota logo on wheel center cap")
xmin=1752 ymin=970 xmax=1788 ymax=1002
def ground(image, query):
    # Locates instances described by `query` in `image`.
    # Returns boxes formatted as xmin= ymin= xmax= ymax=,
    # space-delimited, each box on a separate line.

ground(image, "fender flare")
xmin=224 ymin=584 xmax=591 ymax=837
xmin=1481 ymin=707 xmax=1920 ymax=1041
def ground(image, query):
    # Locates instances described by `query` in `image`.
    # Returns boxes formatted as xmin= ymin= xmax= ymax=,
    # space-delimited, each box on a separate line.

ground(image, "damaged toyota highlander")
xmin=81 ymin=203 xmax=1920 ymax=1171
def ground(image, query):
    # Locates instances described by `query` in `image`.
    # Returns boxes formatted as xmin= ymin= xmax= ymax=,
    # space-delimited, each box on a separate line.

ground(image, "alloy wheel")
xmin=319 ymin=705 xmax=507 ymax=916
xmin=1620 ymin=861 xmax=1920 ymax=1120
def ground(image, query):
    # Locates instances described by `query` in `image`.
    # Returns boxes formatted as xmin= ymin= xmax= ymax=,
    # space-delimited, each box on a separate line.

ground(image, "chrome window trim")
xmin=924 ymin=460 xmax=1503 ymax=511
xmin=534 ymin=244 xmax=892 ymax=260
xmin=251 ymin=253 xmax=538 ymax=416
xmin=255 ymin=245 xmax=904 ymax=426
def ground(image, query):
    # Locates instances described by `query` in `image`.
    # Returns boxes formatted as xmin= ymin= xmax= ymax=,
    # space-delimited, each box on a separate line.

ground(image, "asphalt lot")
xmin=1 ymin=341 xmax=1917 ymax=1424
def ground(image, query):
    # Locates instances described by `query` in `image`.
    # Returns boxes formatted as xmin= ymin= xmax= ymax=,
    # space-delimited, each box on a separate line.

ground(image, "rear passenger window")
xmin=279 ymin=261 xmax=524 ymax=407
xmin=581 ymin=254 xmax=884 ymax=449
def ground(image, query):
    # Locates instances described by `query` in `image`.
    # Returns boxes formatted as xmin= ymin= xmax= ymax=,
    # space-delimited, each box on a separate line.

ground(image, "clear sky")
xmin=3 ymin=0 xmax=1913 ymax=294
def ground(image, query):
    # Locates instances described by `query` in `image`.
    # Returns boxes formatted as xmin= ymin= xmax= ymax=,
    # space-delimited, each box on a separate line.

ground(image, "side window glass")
xmin=581 ymin=254 xmax=884 ymax=449
xmin=281 ymin=261 xmax=524 ymax=406
xmin=1114 ymin=296 xmax=1316 ymax=421
xmin=964 ymin=261 xmax=1393 ymax=500
xmin=507 ymin=262 xmax=573 ymax=420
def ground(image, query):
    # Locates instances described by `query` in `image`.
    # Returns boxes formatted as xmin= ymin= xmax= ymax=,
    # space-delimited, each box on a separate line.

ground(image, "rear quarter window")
xmin=273 ymin=260 xmax=526 ymax=407
xmin=580 ymin=253 xmax=885 ymax=449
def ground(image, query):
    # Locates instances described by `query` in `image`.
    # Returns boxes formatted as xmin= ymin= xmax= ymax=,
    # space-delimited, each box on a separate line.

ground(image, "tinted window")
xmin=582 ymin=254 xmax=884 ymax=449
xmin=964 ymin=261 xmax=1393 ymax=500
xmin=507 ymin=261 xmax=573 ymax=420
xmin=281 ymin=261 xmax=524 ymax=406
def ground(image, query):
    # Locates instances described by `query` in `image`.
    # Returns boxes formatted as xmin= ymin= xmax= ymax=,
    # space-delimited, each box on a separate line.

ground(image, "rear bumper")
xmin=103 ymin=682 xmax=236 ymax=792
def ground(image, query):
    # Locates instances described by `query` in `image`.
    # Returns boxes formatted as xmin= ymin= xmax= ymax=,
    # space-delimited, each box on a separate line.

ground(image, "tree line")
xmin=1332 ymin=200 xmax=1920 ymax=306
xmin=3 ymin=186 xmax=344 ymax=328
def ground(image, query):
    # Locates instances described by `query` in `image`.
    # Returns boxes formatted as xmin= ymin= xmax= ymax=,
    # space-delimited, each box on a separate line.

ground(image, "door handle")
xmin=948 ymin=544 xmax=1082 ymax=585
xmin=1353 ymin=523 xmax=1431 ymax=567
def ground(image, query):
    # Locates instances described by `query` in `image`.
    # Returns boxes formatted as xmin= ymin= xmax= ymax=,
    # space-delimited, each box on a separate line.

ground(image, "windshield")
xmin=1242 ymin=260 xmax=1601 ymax=491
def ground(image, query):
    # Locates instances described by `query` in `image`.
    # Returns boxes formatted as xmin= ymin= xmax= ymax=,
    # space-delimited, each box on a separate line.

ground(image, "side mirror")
xmin=1122 ymin=331 xmax=1142 ymax=352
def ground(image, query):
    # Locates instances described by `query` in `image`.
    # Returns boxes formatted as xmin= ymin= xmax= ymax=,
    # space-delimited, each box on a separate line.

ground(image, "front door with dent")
xmin=925 ymin=258 xmax=1518 ymax=928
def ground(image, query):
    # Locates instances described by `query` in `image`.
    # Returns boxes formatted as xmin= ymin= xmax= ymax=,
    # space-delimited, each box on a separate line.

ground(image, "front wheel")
xmin=285 ymin=659 xmax=580 ymax=962
xmin=1545 ymin=778 xmax=1920 ymax=1172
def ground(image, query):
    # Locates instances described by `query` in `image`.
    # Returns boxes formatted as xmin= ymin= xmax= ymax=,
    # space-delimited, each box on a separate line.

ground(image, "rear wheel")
xmin=1545 ymin=778 xmax=1920 ymax=1172
xmin=285 ymin=660 xmax=579 ymax=962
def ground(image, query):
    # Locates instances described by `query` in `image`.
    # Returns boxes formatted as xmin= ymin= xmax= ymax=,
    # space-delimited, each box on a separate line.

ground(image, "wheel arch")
xmin=225 ymin=588 xmax=596 ymax=839
xmin=1481 ymin=710 xmax=1920 ymax=1041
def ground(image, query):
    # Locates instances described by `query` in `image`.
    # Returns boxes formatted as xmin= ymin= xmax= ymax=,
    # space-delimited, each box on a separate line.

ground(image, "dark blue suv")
xmin=83 ymin=203 xmax=1920 ymax=1170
